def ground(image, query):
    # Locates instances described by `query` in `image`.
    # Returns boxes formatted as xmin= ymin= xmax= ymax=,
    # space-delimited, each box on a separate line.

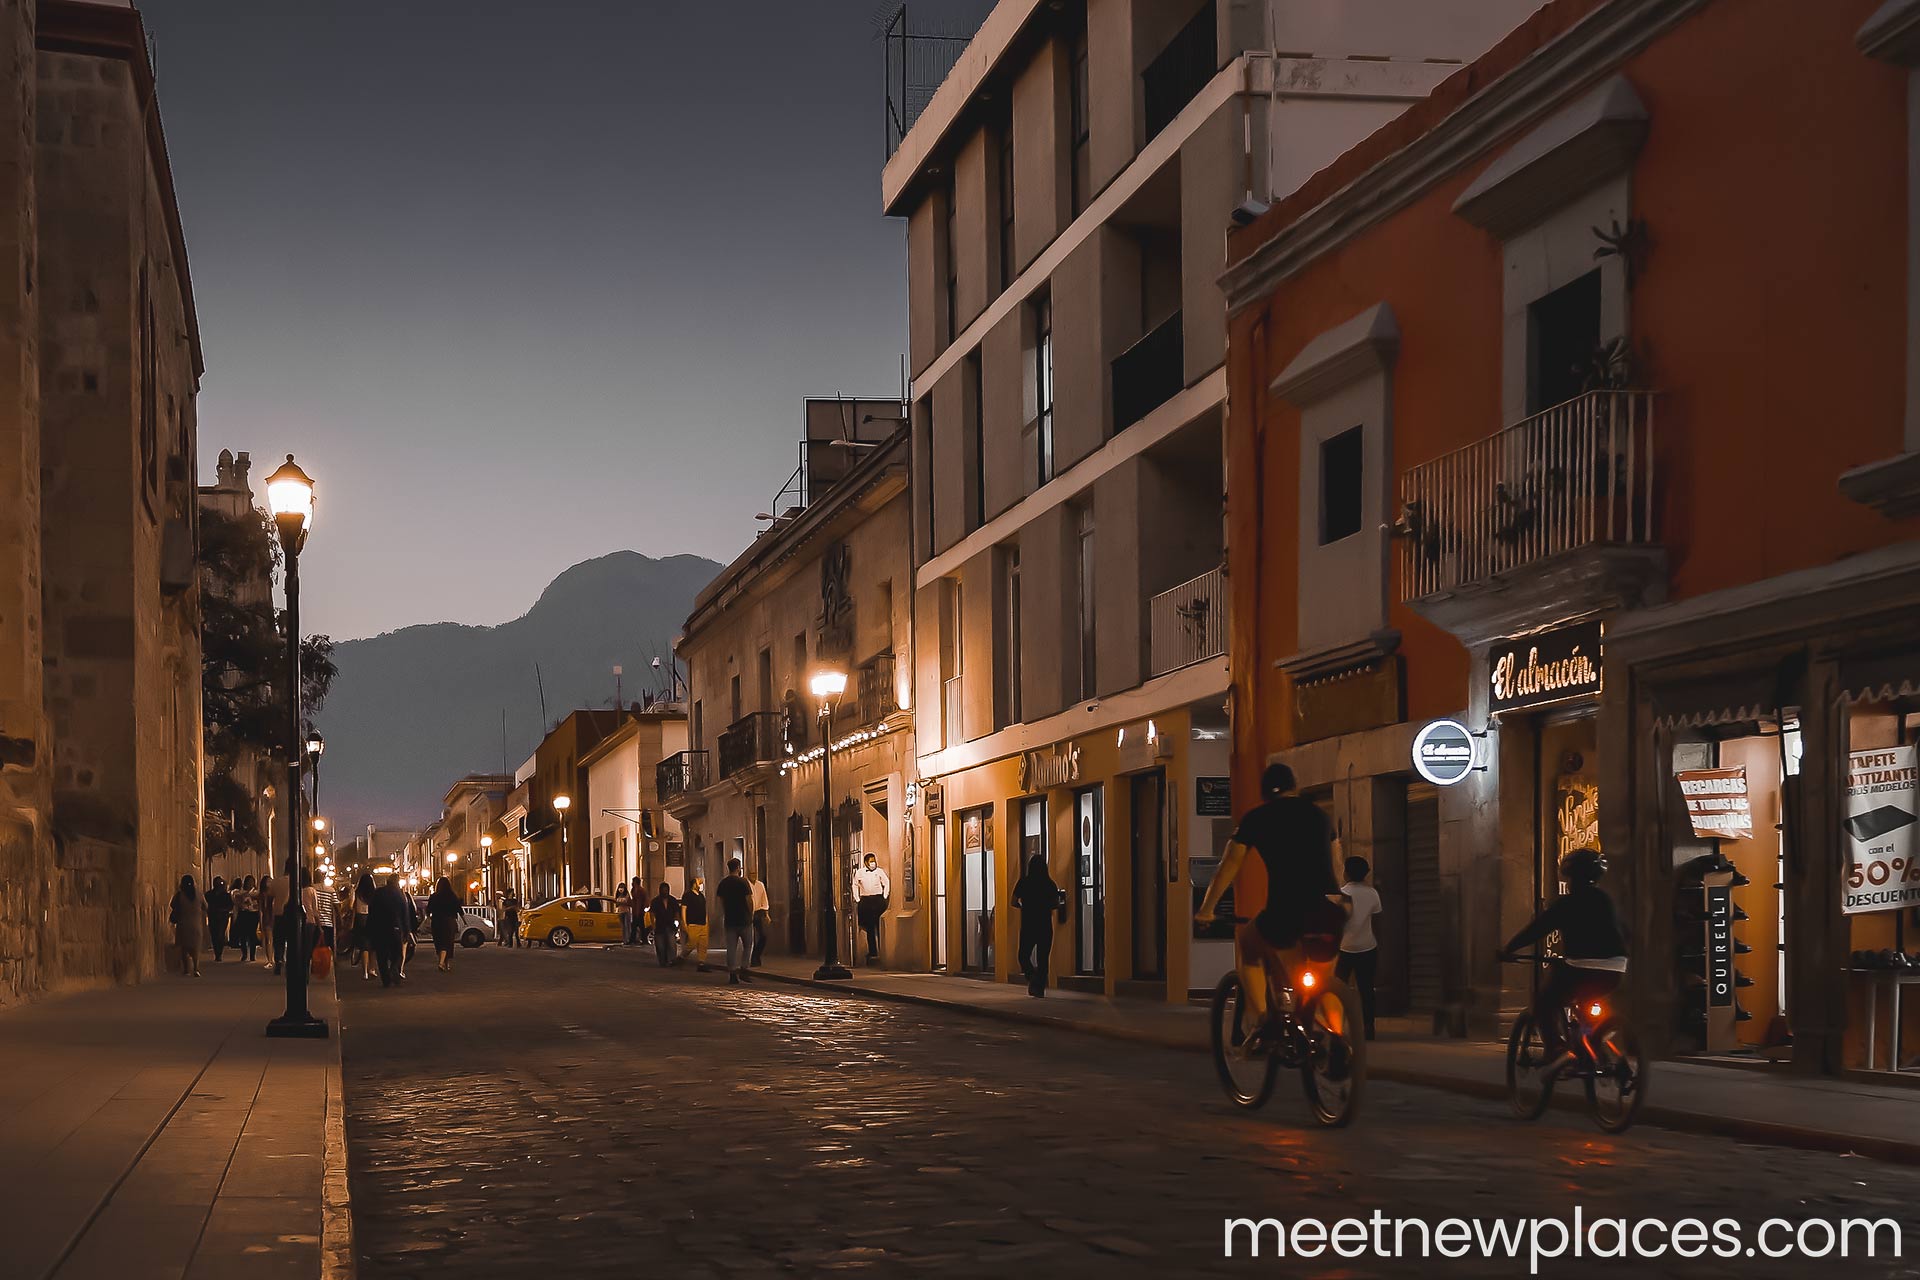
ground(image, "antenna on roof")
xmin=535 ymin=663 xmax=549 ymax=731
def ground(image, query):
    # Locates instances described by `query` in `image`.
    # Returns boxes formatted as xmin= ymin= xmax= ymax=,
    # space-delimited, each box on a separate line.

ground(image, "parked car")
xmin=519 ymin=895 xmax=621 ymax=948
xmin=412 ymin=900 xmax=498 ymax=948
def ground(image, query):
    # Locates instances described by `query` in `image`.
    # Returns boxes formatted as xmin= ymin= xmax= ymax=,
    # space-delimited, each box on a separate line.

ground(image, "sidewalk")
xmin=748 ymin=956 xmax=1920 ymax=1164
xmin=0 ymin=957 xmax=348 ymax=1280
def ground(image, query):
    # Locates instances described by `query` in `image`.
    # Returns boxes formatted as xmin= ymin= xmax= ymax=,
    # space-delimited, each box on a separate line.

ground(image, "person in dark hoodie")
xmin=1010 ymin=854 xmax=1065 ymax=997
xmin=369 ymin=874 xmax=412 ymax=987
xmin=1499 ymin=848 xmax=1629 ymax=1072
xmin=204 ymin=876 xmax=234 ymax=963
xmin=169 ymin=874 xmax=206 ymax=978
xmin=427 ymin=877 xmax=465 ymax=973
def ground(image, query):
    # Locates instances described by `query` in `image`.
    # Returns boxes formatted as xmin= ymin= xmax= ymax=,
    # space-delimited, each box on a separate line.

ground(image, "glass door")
xmin=1130 ymin=772 xmax=1166 ymax=980
xmin=931 ymin=819 xmax=949 ymax=969
xmin=1073 ymin=787 xmax=1104 ymax=974
xmin=961 ymin=808 xmax=994 ymax=971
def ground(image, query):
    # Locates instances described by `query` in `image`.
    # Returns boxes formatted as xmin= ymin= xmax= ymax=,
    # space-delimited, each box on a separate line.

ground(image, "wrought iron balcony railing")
xmin=717 ymin=712 xmax=784 ymax=780
xmin=1397 ymin=390 xmax=1657 ymax=601
xmin=1149 ymin=565 xmax=1226 ymax=677
xmin=656 ymin=750 xmax=709 ymax=804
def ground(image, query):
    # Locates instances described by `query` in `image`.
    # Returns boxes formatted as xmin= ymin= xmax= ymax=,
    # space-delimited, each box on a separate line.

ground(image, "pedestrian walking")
xmin=682 ymin=875 xmax=710 ymax=971
xmin=629 ymin=877 xmax=650 ymax=945
xmin=369 ymin=875 xmax=410 ymax=987
xmin=232 ymin=876 xmax=260 ymax=962
xmin=501 ymin=891 xmax=521 ymax=948
xmin=717 ymin=857 xmax=754 ymax=984
xmin=851 ymin=852 xmax=891 ymax=964
xmin=614 ymin=882 xmax=635 ymax=946
xmin=352 ymin=873 xmax=377 ymax=980
xmin=1010 ymin=853 xmax=1065 ymax=998
xmin=1336 ymin=855 xmax=1382 ymax=1041
xmin=169 ymin=874 xmax=206 ymax=977
xmin=399 ymin=890 xmax=420 ymax=979
xmin=313 ymin=877 xmax=339 ymax=951
xmin=264 ymin=872 xmax=291 ymax=973
xmin=649 ymin=882 xmax=680 ymax=967
xmin=427 ymin=877 xmax=465 ymax=972
xmin=205 ymin=876 xmax=233 ymax=963
xmin=748 ymin=870 xmax=771 ymax=968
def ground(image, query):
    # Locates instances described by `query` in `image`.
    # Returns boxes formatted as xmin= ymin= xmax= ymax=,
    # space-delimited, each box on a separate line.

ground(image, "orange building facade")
xmin=1221 ymin=0 xmax=1920 ymax=1073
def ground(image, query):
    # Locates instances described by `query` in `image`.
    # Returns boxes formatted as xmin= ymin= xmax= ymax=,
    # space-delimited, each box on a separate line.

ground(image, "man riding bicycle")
xmin=1195 ymin=763 xmax=1343 ymax=1028
xmin=1498 ymin=847 xmax=1628 ymax=1073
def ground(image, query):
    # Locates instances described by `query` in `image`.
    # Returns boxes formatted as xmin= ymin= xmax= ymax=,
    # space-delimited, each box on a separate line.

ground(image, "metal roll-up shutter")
xmin=1405 ymin=784 xmax=1443 ymax=1013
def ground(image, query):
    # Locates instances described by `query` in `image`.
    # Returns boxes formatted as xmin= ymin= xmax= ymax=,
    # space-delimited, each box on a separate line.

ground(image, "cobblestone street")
xmin=338 ymin=948 xmax=1920 ymax=1278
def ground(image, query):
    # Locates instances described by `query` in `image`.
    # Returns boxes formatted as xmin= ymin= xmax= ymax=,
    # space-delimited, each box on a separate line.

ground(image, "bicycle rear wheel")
xmin=1210 ymin=972 xmax=1279 ymax=1109
xmin=1506 ymin=1013 xmax=1554 ymax=1120
xmin=1299 ymin=978 xmax=1365 ymax=1127
xmin=1585 ymin=1018 xmax=1648 ymax=1133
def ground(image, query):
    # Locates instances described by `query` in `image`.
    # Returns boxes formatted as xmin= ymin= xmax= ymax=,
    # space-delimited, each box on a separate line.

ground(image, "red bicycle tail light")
xmin=1588 ymin=1002 xmax=1605 ymax=1018
xmin=1300 ymin=970 xmax=1316 ymax=989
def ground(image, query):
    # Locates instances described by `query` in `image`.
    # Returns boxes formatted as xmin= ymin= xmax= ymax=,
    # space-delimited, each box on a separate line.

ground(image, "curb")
xmin=321 ymin=978 xmax=357 ymax=1280
xmin=751 ymin=968 xmax=1920 ymax=1166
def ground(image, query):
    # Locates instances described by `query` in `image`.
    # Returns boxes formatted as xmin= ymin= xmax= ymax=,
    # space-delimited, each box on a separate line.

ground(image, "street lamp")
xmin=264 ymin=455 xmax=327 ymax=1039
xmin=553 ymin=794 xmax=571 ymax=895
xmin=306 ymin=732 xmax=324 ymax=838
xmin=809 ymin=668 xmax=851 ymax=980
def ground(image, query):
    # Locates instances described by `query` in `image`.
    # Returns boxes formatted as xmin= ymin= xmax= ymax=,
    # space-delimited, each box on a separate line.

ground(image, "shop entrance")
xmin=1072 ymin=787 xmax=1103 ymax=975
xmin=931 ymin=819 xmax=949 ymax=970
xmin=1130 ymin=772 xmax=1166 ymax=981
xmin=960 ymin=808 xmax=995 ymax=972
xmin=1536 ymin=712 xmax=1601 ymax=915
xmin=786 ymin=814 xmax=808 ymax=953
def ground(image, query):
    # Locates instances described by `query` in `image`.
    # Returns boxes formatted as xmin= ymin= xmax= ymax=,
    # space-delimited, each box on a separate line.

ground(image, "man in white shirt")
xmin=747 ymin=872 xmax=772 ymax=968
xmin=1336 ymin=856 xmax=1382 ymax=1041
xmin=851 ymin=853 xmax=891 ymax=964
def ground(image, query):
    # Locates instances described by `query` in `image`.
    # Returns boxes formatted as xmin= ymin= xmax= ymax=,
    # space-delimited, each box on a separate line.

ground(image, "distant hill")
xmin=316 ymin=550 xmax=720 ymax=835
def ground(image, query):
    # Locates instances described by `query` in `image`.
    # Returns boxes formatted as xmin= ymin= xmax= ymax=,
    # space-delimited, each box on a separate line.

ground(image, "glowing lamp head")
xmin=809 ymin=669 xmax=848 ymax=701
xmin=264 ymin=454 xmax=316 ymax=540
xmin=480 ymin=835 xmax=493 ymax=849
xmin=312 ymin=817 xmax=327 ymax=832
xmin=552 ymin=794 xmax=571 ymax=812
xmin=445 ymin=851 xmax=459 ymax=864
xmin=1300 ymin=970 xmax=1316 ymax=989
xmin=305 ymin=733 xmax=325 ymax=758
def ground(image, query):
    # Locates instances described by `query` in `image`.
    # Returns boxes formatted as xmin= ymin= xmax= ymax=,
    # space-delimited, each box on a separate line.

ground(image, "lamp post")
xmin=480 ymin=834 xmax=493 ymax=900
xmin=553 ymin=794 xmax=571 ymax=897
xmin=264 ymin=455 xmax=327 ymax=1039
xmin=810 ymin=669 xmax=851 ymax=980
xmin=306 ymin=732 xmax=325 ymax=839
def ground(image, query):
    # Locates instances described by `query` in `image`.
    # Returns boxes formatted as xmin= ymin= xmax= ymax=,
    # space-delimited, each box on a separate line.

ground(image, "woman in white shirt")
xmin=1336 ymin=856 xmax=1382 ymax=1041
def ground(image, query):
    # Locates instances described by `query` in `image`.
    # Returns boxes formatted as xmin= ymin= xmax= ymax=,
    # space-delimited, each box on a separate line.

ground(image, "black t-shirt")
xmin=1234 ymin=796 xmax=1338 ymax=925
xmin=716 ymin=874 xmax=753 ymax=928
xmin=682 ymin=889 xmax=708 ymax=926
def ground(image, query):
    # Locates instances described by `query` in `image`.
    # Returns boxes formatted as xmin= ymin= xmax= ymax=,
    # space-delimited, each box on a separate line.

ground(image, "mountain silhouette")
xmin=316 ymin=550 xmax=720 ymax=835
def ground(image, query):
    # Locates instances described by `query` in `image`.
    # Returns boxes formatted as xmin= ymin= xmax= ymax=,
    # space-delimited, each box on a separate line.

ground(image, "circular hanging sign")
xmin=1412 ymin=719 xmax=1476 ymax=786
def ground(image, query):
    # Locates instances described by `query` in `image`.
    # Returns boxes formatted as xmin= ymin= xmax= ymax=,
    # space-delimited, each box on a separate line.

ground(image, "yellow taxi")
xmin=518 ymin=894 xmax=623 ymax=948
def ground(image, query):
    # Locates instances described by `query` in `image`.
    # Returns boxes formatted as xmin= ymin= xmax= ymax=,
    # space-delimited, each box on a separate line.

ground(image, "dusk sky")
xmin=142 ymin=0 xmax=937 ymax=641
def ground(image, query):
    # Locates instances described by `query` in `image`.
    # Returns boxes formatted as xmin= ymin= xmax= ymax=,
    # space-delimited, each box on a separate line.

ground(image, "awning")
xmin=1840 ymin=648 xmax=1920 ymax=705
xmin=1648 ymin=670 xmax=1786 ymax=731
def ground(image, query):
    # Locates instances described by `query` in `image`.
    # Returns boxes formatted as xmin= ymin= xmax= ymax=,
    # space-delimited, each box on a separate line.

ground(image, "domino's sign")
xmin=1412 ymin=719 xmax=1476 ymax=787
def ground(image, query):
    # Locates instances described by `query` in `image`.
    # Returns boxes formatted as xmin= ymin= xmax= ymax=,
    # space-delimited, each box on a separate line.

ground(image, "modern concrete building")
xmin=0 ymin=0 xmax=207 ymax=1004
xmin=1222 ymin=0 xmax=1917 ymax=1072
xmin=666 ymin=401 xmax=919 ymax=969
xmin=886 ymin=0 xmax=1545 ymax=1000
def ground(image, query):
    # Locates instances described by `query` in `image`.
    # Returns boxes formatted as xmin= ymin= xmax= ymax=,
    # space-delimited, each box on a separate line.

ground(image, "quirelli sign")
xmin=1412 ymin=719 xmax=1476 ymax=787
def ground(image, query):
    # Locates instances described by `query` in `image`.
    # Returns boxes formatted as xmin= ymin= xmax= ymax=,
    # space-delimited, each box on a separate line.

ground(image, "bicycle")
xmin=1501 ymin=954 xmax=1648 ymax=1133
xmin=1209 ymin=918 xmax=1365 ymax=1126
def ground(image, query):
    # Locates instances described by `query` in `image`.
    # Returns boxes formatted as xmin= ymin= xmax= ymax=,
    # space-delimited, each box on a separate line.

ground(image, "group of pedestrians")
xmin=344 ymin=871 xmax=466 ymax=987
xmin=166 ymin=871 xmax=315 ymax=977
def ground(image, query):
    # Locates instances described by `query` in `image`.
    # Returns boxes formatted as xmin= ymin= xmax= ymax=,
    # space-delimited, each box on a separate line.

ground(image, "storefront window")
xmin=960 ymin=807 xmax=995 ymax=972
xmin=1841 ymin=694 xmax=1920 ymax=1072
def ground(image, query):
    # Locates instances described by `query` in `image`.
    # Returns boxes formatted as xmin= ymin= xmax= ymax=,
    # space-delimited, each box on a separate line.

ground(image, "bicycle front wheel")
xmin=1210 ymin=972 xmax=1279 ymax=1109
xmin=1299 ymin=978 xmax=1365 ymax=1127
xmin=1585 ymin=1017 xmax=1648 ymax=1133
xmin=1506 ymin=1013 xmax=1554 ymax=1120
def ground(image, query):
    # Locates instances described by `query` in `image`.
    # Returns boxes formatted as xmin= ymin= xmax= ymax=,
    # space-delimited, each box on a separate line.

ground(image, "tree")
xmin=198 ymin=504 xmax=338 ymax=861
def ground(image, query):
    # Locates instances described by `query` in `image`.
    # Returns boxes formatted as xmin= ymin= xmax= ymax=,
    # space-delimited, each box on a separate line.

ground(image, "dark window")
xmin=1033 ymin=294 xmax=1055 ymax=486
xmin=1069 ymin=34 xmax=1091 ymax=213
xmin=1320 ymin=426 xmax=1364 ymax=545
xmin=1000 ymin=546 xmax=1023 ymax=727
xmin=967 ymin=351 xmax=986 ymax=529
xmin=943 ymin=177 xmax=960 ymax=345
xmin=1526 ymin=269 xmax=1602 ymax=414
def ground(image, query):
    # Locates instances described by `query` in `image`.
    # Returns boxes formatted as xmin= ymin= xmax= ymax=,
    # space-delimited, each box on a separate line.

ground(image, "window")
xmin=1033 ymin=294 xmax=1055 ymax=486
xmin=998 ymin=124 xmax=1016 ymax=291
xmin=941 ymin=578 xmax=965 ymax=746
xmin=1000 ymin=546 xmax=1023 ymax=727
xmin=1319 ymin=426 xmax=1364 ymax=545
xmin=1069 ymin=33 xmax=1091 ymax=214
xmin=692 ymin=700 xmax=703 ymax=754
xmin=730 ymin=674 xmax=741 ymax=723
xmin=967 ymin=351 xmax=986 ymax=529
xmin=1526 ymin=269 xmax=1601 ymax=414
xmin=943 ymin=175 xmax=959 ymax=345
xmin=1076 ymin=504 xmax=1097 ymax=700
xmin=792 ymin=632 xmax=807 ymax=684
xmin=757 ymin=648 xmax=773 ymax=711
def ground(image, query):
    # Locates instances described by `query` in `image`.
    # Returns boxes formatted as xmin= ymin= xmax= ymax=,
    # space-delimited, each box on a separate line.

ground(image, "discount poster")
xmin=1844 ymin=744 xmax=1920 ymax=914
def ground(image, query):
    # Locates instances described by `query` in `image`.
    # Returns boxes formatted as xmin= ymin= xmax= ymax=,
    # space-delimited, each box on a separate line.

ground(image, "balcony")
xmin=1149 ymin=565 xmax=1226 ymax=677
xmin=1142 ymin=1 xmax=1217 ymax=143
xmin=856 ymin=651 xmax=900 ymax=726
xmin=717 ymin=711 xmax=785 ymax=780
xmin=1112 ymin=311 xmax=1184 ymax=436
xmin=1396 ymin=390 xmax=1663 ymax=642
xmin=656 ymin=750 xmax=709 ymax=806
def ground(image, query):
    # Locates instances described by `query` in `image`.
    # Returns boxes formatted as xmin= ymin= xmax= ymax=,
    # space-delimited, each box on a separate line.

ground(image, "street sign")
xmin=1412 ymin=719 xmax=1475 ymax=787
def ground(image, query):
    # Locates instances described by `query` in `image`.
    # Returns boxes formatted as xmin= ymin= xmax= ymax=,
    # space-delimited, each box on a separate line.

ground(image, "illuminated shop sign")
xmin=1489 ymin=620 xmax=1603 ymax=714
xmin=1412 ymin=719 xmax=1476 ymax=787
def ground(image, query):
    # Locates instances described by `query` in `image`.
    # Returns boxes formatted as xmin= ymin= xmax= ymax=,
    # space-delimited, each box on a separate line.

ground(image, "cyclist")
xmin=1195 ymin=763 xmax=1343 ymax=1030
xmin=1498 ymin=847 xmax=1628 ymax=1073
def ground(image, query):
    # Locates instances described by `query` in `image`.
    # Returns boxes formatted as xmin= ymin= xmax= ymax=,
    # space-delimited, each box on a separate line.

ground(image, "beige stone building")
xmin=666 ymin=402 xmax=920 ymax=968
xmin=888 ymin=0 xmax=1544 ymax=999
xmin=581 ymin=707 xmax=687 ymax=898
xmin=0 ymin=1 xmax=206 ymax=1004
